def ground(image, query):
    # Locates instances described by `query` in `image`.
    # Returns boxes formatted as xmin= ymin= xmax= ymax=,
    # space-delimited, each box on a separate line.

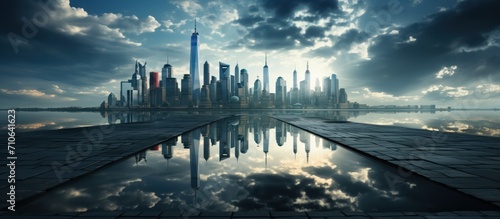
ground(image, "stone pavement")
xmin=1 ymin=210 xmax=500 ymax=218
xmin=0 ymin=113 xmax=231 ymax=210
xmin=271 ymin=115 xmax=500 ymax=208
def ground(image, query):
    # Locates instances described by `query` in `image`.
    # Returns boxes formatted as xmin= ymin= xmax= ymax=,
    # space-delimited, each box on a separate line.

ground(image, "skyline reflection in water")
xmin=19 ymin=115 xmax=496 ymax=212
xmin=6 ymin=110 xmax=500 ymax=137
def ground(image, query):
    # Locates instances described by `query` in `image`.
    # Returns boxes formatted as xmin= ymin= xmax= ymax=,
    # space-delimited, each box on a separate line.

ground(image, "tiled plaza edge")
xmin=2 ymin=114 xmax=500 ymax=218
xmin=0 ymin=114 xmax=231 ymax=210
xmin=271 ymin=115 xmax=500 ymax=207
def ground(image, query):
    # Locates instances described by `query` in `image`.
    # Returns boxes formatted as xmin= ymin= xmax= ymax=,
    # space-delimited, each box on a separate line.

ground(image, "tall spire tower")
xmin=190 ymin=19 xmax=201 ymax=106
xmin=293 ymin=65 xmax=297 ymax=89
xmin=263 ymin=53 xmax=269 ymax=92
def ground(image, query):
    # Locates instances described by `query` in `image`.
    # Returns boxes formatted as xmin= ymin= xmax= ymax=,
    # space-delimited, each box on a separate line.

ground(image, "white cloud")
xmin=362 ymin=88 xmax=420 ymax=101
xmin=172 ymin=0 xmax=203 ymax=16
xmin=199 ymin=4 xmax=239 ymax=36
xmin=389 ymin=29 xmax=399 ymax=35
xmin=0 ymin=89 xmax=56 ymax=98
xmin=422 ymin=84 xmax=470 ymax=98
xmin=52 ymin=84 xmax=64 ymax=93
xmin=349 ymin=42 xmax=370 ymax=60
xmin=101 ymin=14 xmax=161 ymax=34
xmin=476 ymin=84 xmax=500 ymax=94
xmin=41 ymin=1 xmax=145 ymax=45
xmin=348 ymin=168 xmax=371 ymax=183
xmin=435 ymin=65 xmax=457 ymax=78
xmin=406 ymin=36 xmax=417 ymax=43
xmin=162 ymin=19 xmax=187 ymax=32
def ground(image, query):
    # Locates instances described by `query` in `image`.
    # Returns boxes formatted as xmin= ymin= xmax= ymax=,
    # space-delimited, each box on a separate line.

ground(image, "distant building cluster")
xmin=102 ymin=20 xmax=366 ymax=109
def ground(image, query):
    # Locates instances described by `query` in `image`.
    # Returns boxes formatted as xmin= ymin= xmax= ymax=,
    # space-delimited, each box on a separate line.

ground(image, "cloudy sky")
xmin=1 ymin=0 xmax=499 ymax=108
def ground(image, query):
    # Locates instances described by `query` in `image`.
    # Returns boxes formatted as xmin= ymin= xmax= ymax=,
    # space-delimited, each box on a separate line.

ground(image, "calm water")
xmin=20 ymin=115 xmax=496 ymax=212
xmin=6 ymin=110 xmax=500 ymax=137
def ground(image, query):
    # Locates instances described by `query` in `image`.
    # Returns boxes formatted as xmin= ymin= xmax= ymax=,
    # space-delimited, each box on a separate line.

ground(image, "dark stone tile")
xmin=138 ymin=211 xmax=162 ymax=217
xmin=307 ymin=211 xmax=344 ymax=217
xmin=430 ymin=177 xmax=499 ymax=189
xmin=270 ymin=211 xmax=307 ymax=217
xmin=160 ymin=211 xmax=183 ymax=217
xmin=459 ymin=189 xmax=500 ymax=202
xmin=232 ymin=211 xmax=270 ymax=217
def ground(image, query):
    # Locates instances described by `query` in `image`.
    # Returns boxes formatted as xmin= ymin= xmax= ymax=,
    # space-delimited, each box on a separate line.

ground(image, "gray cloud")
xmin=230 ymin=0 xmax=342 ymax=51
xmin=346 ymin=0 xmax=500 ymax=95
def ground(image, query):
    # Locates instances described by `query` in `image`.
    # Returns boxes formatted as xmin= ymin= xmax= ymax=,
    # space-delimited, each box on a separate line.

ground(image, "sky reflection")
xmin=7 ymin=110 xmax=500 ymax=137
xmin=19 ymin=115 xmax=496 ymax=212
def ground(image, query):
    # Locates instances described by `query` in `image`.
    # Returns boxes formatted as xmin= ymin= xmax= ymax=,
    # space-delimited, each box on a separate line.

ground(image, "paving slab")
xmin=0 ymin=114 xmax=231 ymax=210
xmin=271 ymin=115 xmax=500 ymax=207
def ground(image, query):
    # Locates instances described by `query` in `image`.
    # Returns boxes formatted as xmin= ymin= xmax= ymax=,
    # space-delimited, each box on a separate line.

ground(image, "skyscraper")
xmin=181 ymin=74 xmax=192 ymax=106
xmin=150 ymin=72 xmax=164 ymax=107
xmin=339 ymin=88 xmax=348 ymax=103
xmin=254 ymin=78 xmax=262 ymax=102
xmin=263 ymin=53 xmax=269 ymax=92
xmin=137 ymin=61 xmax=148 ymax=105
xmin=190 ymin=19 xmax=200 ymax=106
xmin=240 ymin=69 xmax=249 ymax=98
xmin=219 ymin=62 xmax=230 ymax=103
xmin=291 ymin=67 xmax=299 ymax=104
xmin=293 ymin=66 xmax=298 ymax=89
xmin=305 ymin=61 xmax=311 ymax=102
xmin=275 ymin=77 xmax=286 ymax=109
xmin=162 ymin=57 xmax=173 ymax=81
xmin=234 ymin=63 xmax=239 ymax=95
xmin=331 ymin=73 xmax=339 ymax=104
xmin=203 ymin=61 xmax=210 ymax=86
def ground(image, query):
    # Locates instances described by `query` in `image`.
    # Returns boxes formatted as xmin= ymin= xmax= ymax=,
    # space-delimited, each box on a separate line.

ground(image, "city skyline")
xmin=1 ymin=0 xmax=499 ymax=108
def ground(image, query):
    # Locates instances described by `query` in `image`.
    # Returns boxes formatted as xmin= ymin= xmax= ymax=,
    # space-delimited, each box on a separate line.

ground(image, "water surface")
xmin=20 ymin=115 xmax=496 ymax=212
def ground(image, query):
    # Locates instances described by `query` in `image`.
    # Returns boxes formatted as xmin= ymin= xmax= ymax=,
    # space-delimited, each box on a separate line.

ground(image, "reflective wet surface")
xmin=19 ymin=115 xmax=496 ymax=212
xmin=6 ymin=110 xmax=500 ymax=137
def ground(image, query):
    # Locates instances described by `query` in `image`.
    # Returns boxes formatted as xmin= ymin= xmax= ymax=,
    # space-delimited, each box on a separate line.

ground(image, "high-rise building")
xmin=138 ymin=61 xmax=148 ymax=105
xmin=299 ymin=80 xmax=307 ymax=104
xmin=275 ymin=77 xmax=287 ymax=108
xmin=181 ymin=74 xmax=192 ymax=106
xmin=339 ymin=88 xmax=348 ymax=103
xmin=315 ymin=78 xmax=321 ymax=93
xmin=230 ymin=75 xmax=235 ymax=96
xmin=219 ymin=62 xmax=230 ymax=103
xmin=254 ymin=78 xmax=262 ymax=102
xmin=291 ymin=67 xmax=299 ymax=104
xmin=240 ymin=69 xmax=249 ymax=98
xmin=190 ymin=20 xmax=200 ymax=106
xmin=234 ymin=63 xmax=239 ymax=95
xmin=209 ymin=76 xmax=217 ymax=106
xmin=305 ymin=61 xmax=311 ymax=102
xmin=331 ymin=73 xmax=339 ymax=104
xmin=123 ymin=61 xmax=143 ymax=107
xmin=322 ymin=77 xmax=331 ymax=99
xmin=149 ymin=72 xmax=162 ymax=107
xmin=162 ymin=57 xmax=173 ymax=81
xmin=263 ymin=53 xmax=269 ymax=92
xmin=149 ymin=72 xmax=160 ymax=89
xmin=203 ymin=61 xmax=210 ymax=86
xmin=293 ymin=67 xmax=298 ymax=89
xmin=108 ymin=92 xmax=117 ymax=107
xmin=165 ymin=77 xmax=179 ymax=106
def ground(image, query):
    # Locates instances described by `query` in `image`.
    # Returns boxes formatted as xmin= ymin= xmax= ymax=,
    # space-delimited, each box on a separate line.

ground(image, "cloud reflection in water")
xmin=19 ymin=115 xmax=496 ymax=212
